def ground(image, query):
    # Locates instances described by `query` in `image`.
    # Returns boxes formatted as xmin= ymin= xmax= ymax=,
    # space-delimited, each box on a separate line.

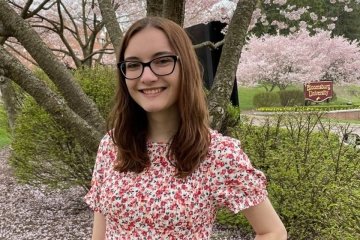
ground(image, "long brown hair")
xmin=108 ymin=17 xmax=210 ymax=177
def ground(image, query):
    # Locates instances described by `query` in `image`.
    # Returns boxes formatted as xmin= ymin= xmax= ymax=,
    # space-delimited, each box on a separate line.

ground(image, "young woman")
xmin=85 ymin=17 xmax=287 ymax=240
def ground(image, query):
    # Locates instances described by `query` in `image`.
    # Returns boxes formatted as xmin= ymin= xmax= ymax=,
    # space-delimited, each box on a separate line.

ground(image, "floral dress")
xmin=84 ymin=130 xmax=267 ymax=240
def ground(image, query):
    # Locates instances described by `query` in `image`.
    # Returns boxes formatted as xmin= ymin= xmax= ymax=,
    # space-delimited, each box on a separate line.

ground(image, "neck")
xmin=147 ymin=110 xmax=179 ymax=143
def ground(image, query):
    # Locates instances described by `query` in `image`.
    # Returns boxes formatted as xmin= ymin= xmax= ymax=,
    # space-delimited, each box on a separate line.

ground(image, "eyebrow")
xmin=124 ymin=51 xmax=174 ymax=61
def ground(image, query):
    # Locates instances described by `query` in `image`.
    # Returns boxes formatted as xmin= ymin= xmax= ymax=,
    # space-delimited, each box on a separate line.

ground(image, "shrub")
xmin=219 ymin=104 xmax=241 ymax=136
xmin=10 ymin=66 xmax=116 ymax=190
xmin=278 ymin=89 xmax=304 ymax=106
xmin=74 ymin=66 xmax=116 ymax=117
xmin=253 ymin=92 xmax=281 ymax=108
xmin=217 ymin=113 xmax=360 ymax=239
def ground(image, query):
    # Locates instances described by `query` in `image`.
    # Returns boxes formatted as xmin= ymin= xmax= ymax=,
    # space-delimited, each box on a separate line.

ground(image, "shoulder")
xmin=98 ymin=132 xmax=114 ymax=150
xmin=96 ymin=132 xmax=117 ymax=165
xmin=209 ymin=129 xmax=242 ymax=154
xmin=207 ymin=129 xmax=251 ymax=169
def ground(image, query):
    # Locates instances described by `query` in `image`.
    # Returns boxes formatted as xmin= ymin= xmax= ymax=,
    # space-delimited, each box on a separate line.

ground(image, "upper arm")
xmin=210 ymin=137 xmax=268 ymax=213
xmin=84 ymin=134 xmax=113 ymax=213
xmin=92 ymin=212 xmax=106 ymax=240
xmin=242 ymin=198 xmax=287 ymax=239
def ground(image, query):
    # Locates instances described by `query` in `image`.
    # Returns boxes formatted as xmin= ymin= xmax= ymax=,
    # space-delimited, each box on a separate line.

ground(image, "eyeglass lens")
xmin=119 ymin=55 xmax=177 ymax=79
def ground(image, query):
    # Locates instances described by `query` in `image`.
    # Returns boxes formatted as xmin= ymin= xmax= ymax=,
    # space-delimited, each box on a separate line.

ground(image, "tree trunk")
xmin=0 ymin=46 xmax=102 ymax=152
xmin=98 ymin=0 xmax=123 ymax=60
xmin=0 ymin=0 xmax=105 ymax=133
xmin=146 ymin=0 xmax=185 ymax=26
xmin=0 ymin=35 xmax=20 ymax=133
xmin=162 ymin=0 xmax=185 ymax=26
xmin=0 ymin=76 xmax=22 ymax=132
xmin=208 ymin=0 xmax=256 ymax=130
xmin=82 ymin=47 xmax=94 ymax=67
xmin=146 ymin=0 xmax=163 ymax=17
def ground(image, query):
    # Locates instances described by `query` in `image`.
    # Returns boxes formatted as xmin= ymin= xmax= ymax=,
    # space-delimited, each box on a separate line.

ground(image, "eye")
xmin=152 ymin=56 xmax=173 ymax=66
xmin=125 ymin=62 xmax=141 ymax=71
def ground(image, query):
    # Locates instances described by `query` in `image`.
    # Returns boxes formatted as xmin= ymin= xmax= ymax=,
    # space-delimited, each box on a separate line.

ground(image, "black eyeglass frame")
xmin=117 ymin=55 xmax=179 ymax=80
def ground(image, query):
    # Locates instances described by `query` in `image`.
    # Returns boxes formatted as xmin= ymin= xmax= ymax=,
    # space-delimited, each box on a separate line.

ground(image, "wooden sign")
xmin=304 ymin=81 xmax=333 ymax=102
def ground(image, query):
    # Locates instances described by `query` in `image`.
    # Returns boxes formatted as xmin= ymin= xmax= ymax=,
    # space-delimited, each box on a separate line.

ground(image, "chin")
xmin=141 ymin=106 xmax=164 ymax=113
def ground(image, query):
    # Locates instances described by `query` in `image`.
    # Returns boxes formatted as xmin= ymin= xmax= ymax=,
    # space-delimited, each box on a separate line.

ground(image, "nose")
xmin=140 ymin=66 xmax=158 ymax=83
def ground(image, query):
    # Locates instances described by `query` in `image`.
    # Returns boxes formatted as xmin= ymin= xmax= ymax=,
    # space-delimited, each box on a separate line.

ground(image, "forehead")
xmin=124 ymin=26 xmax=174 ymax=60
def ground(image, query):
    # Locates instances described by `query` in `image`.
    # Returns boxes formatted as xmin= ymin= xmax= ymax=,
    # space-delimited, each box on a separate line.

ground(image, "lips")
xmin=141 ymin=87 xmax=165 ymax=95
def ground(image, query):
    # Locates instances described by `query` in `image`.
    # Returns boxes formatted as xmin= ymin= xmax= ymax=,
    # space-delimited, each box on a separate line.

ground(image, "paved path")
xmin=241 ymin=112 xmax=360 ymax=135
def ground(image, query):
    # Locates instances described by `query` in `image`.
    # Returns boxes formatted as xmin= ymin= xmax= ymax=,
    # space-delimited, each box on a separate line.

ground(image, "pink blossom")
xmin=344 ymin=5 xmax=353 ymax=12
xmin=273 ymin=0 xmax=287 ymax=6
xmin=327 ymin=23 xmax=336 ymax=30
xmin=237 ymin=30 xmax=360 ymax=88
xmin=310 ymin=12 xmax=318 ymax=21
xmin=284 ymin=7 xmax=308 ymax=21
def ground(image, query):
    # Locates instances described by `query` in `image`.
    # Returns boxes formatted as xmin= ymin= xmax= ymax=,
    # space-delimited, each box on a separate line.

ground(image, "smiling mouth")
xmin=141 ymin=88 xmax=165 ymax=95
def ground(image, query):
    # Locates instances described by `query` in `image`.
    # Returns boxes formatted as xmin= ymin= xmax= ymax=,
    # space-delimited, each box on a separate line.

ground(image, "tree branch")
xmin=0 ymin=0 xmax=105 ymax=133
xmin=59 ymin=0 xmax=82 ymax=45
xmin=193 ymin=39 xmax=225 ymax=50
xmin=56 ymin=0 xmax=64 ymax=34
xmin=81 ymin=0 xmax=88 ymax=42
xmin=22 ymin=0 xmax=53 ymax=18
xmin=82 ymin=48 xmax=114 ymax=62
xmin=0 ymin=46 xmax=102 ymax=152
xmin=29 ymin=0 xmax=52 ymax=15
xmin=4 ymin=42 xmax=39 ymax=66
xmin=98 ymin=0 xmax=123 ymax=60
xmin=20 ymin=0 xmax=33 ymax=18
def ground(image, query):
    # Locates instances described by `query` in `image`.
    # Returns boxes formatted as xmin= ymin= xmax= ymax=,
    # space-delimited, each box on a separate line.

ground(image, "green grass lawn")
xmin=238 ymin=84 xmax=360 ymax=111
xmin=0 ymin=104 xmax=11 ymax=148
xmin=332 ymin=85 xmax=360 ymax=105
xmin=238 ymin=86 xmax=265 ymax=111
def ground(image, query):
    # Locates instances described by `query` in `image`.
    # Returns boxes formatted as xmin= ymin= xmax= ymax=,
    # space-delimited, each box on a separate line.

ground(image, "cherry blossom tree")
xmin=249 ymin=0 xmax=360 ymax=37
xmin=4 ymin=0 xmax=145 ymax=68
xmin=237 ymin=29 xmax=360 ymax=90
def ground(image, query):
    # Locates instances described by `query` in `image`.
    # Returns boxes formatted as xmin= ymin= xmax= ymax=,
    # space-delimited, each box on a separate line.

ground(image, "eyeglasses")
xmin=117 ymin=55 xmax=179 ymax=80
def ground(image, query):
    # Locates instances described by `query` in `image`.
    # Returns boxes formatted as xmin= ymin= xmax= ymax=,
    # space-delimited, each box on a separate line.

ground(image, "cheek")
xmin=175 ymin=71 xmax=182 ymax=93
xmin=125 ymin=81 xmax=134 ymax=92
xmin=173 ymin=66 xmax=181 ymax=87
xmin=124 ymin=81 xmax=137 ymax=100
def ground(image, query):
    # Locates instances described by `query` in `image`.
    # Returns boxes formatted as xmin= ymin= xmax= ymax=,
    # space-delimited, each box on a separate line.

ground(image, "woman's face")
xmin=123 ymin=27 xmax=181 ymax=117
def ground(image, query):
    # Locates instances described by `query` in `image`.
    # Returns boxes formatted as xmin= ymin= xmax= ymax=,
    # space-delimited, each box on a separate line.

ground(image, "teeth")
xmin=142 ymin=88 xmax=162 ymax=95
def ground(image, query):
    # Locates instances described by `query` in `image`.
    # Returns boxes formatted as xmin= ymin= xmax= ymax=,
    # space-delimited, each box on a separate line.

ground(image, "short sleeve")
xmin=210 ymin=137 xmax=268 ymax=213
xmin=84 ymin=133 xmax=114 ymax=214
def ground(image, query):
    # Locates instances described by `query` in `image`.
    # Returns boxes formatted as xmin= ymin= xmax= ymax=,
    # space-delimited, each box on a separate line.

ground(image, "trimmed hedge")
xmin=253 ymin=92 xmax=281 ymax=108
xmin=278 ymin=89 xmax=304 ymax=106
xmin=257 ymin=104 xmax=360 ymax=112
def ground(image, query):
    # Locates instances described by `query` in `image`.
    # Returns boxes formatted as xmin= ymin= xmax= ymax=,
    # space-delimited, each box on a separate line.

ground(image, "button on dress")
xmin=84 ymin=130 xmax=267 ymax=240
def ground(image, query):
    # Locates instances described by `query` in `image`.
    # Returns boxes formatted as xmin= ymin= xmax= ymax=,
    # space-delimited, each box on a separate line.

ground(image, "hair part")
xmin=107 ymin=16 xmax=210 ymax=177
